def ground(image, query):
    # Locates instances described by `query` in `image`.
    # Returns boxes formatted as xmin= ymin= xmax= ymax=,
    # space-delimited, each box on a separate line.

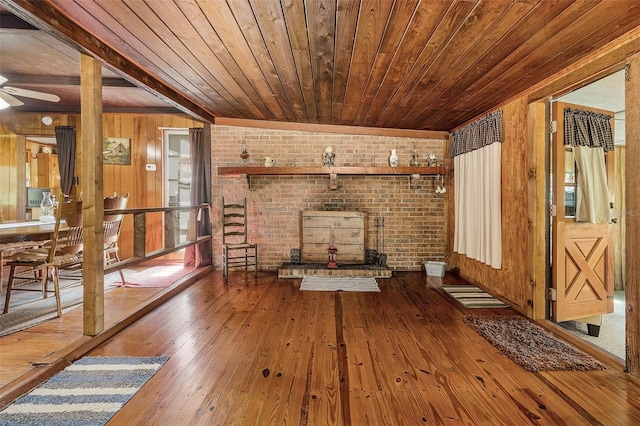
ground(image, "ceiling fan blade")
xmin=1 ymin=86 xmax=60 ymax=102
xmin=0 ymin=75 xmax=7 ymax=86
xmin=0 ymin=90 xmax=25 ymax=107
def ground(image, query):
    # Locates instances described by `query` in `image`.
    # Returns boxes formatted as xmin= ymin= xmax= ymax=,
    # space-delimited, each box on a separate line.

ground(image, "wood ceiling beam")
xmin=0 ymin=73 xmax=136 ymax=87
xmin=1 ymin=0 xmax=216 ymax=124
xmin=216 ymin=117 xmax=449 ymax=140
xmin=0 ymin=10 xmax=36 ymax=29
xmin=15 ymin=105 xmax=187 ymax=115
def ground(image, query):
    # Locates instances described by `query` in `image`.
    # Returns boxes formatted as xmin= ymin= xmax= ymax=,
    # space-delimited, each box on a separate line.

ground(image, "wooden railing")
xmin=103 ymin=204 xmax=212 ymax=274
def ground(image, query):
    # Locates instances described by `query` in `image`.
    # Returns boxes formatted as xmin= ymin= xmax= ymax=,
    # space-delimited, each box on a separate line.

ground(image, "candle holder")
xmin=327 ymin=235 xmax=338 ymax=269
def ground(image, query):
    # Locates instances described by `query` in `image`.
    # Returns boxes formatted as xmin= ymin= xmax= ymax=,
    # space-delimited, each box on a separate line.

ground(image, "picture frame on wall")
xmin=103 ymin=137 xmax=131 ymax=165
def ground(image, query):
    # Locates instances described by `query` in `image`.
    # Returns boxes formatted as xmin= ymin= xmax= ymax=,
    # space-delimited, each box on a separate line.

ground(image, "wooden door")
xmin=551 ymin=101 xmax=614 ymax=322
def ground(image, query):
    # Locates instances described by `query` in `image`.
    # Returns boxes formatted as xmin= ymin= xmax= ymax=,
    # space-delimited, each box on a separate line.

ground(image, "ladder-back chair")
xmin=222 ymin=197 xmax=257 ymax=282
xmin=104 ymin=192 xmax=129 ymax=283
xmin=3 ymin=198 xmax=83 ymax=317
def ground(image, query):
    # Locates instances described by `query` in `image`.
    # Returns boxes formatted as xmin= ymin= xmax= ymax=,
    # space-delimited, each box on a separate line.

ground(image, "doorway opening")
xmin=163 ymin=129 xmax=191 ymax=245
xmin=549 ymin=69 xmax=625 ymax=361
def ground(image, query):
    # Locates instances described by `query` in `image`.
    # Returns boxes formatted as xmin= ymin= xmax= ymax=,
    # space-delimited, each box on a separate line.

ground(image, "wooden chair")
xmin=3 ymin=199 xmax=83 ymax=317
xmin=104 ymin=192 xmax=129 ymax=283
xmin=1 ymin=240 xmax=48 ymax=290
xmin=222 ymin=197 xmax=257 ymax=283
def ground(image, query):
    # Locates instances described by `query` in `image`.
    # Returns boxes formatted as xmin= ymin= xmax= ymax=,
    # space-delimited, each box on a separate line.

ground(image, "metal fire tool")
xmin=377 ymin=214 xmax=387 ymax=267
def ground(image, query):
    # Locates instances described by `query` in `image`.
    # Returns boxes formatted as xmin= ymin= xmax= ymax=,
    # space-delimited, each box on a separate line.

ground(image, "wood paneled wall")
xmin=1 ymin=114 xmax=77 ymax=220
xmin=625 ymin=53 xmax=640 ymax=377
xmin=0 ymin=112 xmax=202 ymax=258
xmin=447 ymin=98 xmax=532 ymax=314
xmin=0 ymin=133 xmax=20 ymax=221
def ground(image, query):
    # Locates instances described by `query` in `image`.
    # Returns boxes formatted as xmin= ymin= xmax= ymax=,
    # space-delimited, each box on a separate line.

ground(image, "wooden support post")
xmin=528 ymin=102 xmax=549 ymax=320
xmin=134 ymin=212 xmax=147 ymax=258
xmin=165 ymin=210 xmax=176 ymax=248
xmin=626 ymin=54 xmax=640 ymax=378
xmin=80 ymin=53 xmax=104 ymax=336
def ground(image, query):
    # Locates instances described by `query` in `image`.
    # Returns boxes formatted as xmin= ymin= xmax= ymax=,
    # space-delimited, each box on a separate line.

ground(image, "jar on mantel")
xmin=389 ymin=149 xmax=399 ymax=167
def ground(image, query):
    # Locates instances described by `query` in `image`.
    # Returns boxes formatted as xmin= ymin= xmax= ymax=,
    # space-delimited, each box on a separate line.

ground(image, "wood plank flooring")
xmin=1 ymin=270 xmax=640 ymax=424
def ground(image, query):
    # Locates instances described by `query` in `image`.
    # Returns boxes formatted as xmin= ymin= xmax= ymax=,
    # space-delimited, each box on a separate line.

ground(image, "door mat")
xmin=441 ymin=285 xmax=509 ymax=308
xmin=464 ymin=316 xmax=606 ymax=372
xmin=0 ymin=356 xmax=168 ymax=425
xmin=300 ymin=276 xmax=380 ymax=292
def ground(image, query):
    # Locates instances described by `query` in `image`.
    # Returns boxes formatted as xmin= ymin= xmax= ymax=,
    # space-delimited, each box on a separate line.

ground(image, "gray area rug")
xmin=0 ymin=356 xmax=168 ymax=425
xmin=300 ymin=276 xmax=380 ymax=292
xmin=0 ymin=271 xmax=124 ymax=337
xmin=464 ymin=316 xmax=606 ymax=372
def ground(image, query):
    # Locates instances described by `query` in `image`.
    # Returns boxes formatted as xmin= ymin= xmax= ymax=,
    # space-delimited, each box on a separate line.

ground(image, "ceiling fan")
xmin=0 ymin=74 xmax=60 ymax=108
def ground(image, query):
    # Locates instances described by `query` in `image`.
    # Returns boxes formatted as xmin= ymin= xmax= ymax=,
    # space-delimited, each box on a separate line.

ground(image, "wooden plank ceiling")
xmin=3 ymin=0 xmax=640 ymax=131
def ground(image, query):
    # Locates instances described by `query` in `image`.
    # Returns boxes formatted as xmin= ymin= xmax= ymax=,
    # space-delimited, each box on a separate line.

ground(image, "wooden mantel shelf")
xmin=218 ymin=166 xmax=445 ymax=176
xmin=218 ymin=166 xmax=446 ymax=190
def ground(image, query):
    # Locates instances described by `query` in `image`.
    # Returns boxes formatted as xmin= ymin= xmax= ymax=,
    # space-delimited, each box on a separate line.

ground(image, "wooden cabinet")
xmin=301 ymin=211 xmax=366 ymax=263
xmin=36 ymin=153 xmax=61 ymax=197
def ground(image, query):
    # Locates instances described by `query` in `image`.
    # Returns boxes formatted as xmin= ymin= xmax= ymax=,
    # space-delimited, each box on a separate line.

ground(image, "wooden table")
xmin=0 ymin=221 xmax=63 ymax=280
xmin=0 ymin=221 xmax=59 ymax=244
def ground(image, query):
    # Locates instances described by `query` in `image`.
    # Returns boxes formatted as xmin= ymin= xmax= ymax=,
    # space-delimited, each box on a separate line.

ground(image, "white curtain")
xmin=563 ymin=107 xmax=613 ymax=225
xmin=573 ymin=145 xmax=610 ymax=224
xmin=452 ymin=110 xmax=502 ymax=269
xmin=454 ymin=142 xmax=502 ymax=269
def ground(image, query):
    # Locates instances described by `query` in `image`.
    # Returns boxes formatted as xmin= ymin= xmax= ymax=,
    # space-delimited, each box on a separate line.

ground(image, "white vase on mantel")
xmin=389 ymin=149 xmax=399 ymax=167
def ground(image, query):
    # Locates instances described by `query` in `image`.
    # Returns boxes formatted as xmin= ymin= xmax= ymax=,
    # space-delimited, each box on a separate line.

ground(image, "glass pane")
xmin=564 ymin=148 xmax=575 ymax=184
xmin=564 ymin=148 xmax=576 ymax=218
xmin=565 ymin=186 xmax=576 ymax=217
xmin=165 ymin=130 xmax=190 ymax=244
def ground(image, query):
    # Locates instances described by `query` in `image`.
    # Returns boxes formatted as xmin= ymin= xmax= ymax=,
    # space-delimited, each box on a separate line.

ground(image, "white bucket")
xmin=424 ymin=261 xmax=446 ymax=277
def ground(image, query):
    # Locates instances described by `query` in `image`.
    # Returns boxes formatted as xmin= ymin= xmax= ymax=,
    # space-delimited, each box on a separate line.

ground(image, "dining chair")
xmin=0 ymin=240 xmax=47 ymax=290
xmin=3 ymin=198 xmax=83 ymax=317
xmin=104 ymin=192 xmax=129 ymax=283
xmin=222 ymin=197 xmax=257 ymax=283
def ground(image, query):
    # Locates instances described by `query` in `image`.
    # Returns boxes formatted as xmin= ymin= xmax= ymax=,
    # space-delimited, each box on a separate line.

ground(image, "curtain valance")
xmin=563 ymin=108 xmax=614 ymax=152
xmin=451 ymin=110 xmax=502 ymax=157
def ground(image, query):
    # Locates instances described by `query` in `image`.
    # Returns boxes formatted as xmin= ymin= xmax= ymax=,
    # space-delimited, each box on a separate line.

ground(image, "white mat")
xmin=300 ymin=277 xmax=380 ymax=292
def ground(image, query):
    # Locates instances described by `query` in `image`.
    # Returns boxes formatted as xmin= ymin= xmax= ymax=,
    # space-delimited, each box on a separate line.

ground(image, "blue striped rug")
xmin=0 ymin=356 xmax=168 ymax=425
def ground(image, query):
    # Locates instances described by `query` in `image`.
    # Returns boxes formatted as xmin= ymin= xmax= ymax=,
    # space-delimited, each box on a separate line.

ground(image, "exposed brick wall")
xmin=212 ymin=125 xmax=446 ymax=271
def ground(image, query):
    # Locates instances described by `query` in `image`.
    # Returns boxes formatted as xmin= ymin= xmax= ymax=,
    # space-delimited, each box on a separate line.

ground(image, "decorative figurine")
xmin=240 ymin=145 xmax=249 ymax=164
xmin=323 ymin=146 xmax=335 ymax=166
xmin=328 ymin=235 xmax=338 ymax=269
xmin=427 ymin=152 xmax=438 ymax=167
xmin=410 ymin=146 xmax=420 ymax=167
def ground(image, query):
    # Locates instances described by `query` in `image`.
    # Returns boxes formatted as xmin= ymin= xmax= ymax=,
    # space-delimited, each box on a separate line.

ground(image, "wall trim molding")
xmin=214 ymin=117 xmax=449 ymax=140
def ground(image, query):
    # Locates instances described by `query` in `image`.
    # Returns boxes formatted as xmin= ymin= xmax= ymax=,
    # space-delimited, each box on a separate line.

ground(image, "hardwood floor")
xmin=1 ymin=270 xmax=640 ymax=424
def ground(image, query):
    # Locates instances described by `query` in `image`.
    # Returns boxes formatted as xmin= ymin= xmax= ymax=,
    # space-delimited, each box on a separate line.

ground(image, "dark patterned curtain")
xmin=564 ymin=108 xmax=614 ymax=151
xmin=184 ymin=126 xmax=213 ymax=267
xmin=451 ymin=110 xmax=502 ymax=157
xmin=55 ymin=126 xmax=76 ymax=197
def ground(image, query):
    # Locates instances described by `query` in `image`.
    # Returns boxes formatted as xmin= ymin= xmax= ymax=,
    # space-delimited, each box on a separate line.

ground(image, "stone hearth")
xmin=278 ymin=263 xmax=392 ymax=279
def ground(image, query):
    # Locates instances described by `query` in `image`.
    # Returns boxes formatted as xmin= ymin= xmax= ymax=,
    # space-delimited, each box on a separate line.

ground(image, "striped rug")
xmin=300 ymin=276 xmax=381 ymax=292
xmin=442 ymin=285 xmax=509 ymax=308
xmin=0 ymin=356 xmax=168 ymax=425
